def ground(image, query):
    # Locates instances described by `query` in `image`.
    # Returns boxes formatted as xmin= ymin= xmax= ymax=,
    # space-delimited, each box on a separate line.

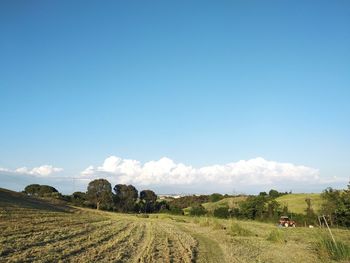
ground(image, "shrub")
xmin=230 ymin=222 xmax=253 ymax=236
xmin=209 ymin=193 xmax=224 ymax=202
xmin=213 ymin=207 xmax=229 ymax=218
xmin=189 ymin=204 xmax=207 ymax=216
xmin=267 ymin=229 xmax=285 ymax=243
xmin=168 ymin=205 xmax=184 ymax=215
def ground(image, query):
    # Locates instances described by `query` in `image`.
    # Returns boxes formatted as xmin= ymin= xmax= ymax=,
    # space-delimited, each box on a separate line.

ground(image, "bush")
xmin=266 ymin=229 xmax=285 ymax=243
xmin=168 ymin=205 xmax=184 ymax=215
xmin=230 ymin=222 xmax=253 ymax=236
xmin=209 ymin=193 xmax=224 ymax=202
xmin=213 ymin=207 xmax=229 ymax=218
xmin=189 ymin=205 xmax=207 ymax=216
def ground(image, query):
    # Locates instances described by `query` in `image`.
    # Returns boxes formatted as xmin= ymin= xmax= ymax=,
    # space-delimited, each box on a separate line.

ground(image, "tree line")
xmin=24 ymin=179 xmax=167 ymax=213
xmin=23 ymin=180 xmax=350 ymax=227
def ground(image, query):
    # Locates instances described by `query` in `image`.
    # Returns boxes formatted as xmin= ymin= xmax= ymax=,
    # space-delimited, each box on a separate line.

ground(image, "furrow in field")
xmin=0 ymin=219 xmax=114 ymax=257
xmin=83 ymin=221 xmax=147 ymax=262
xmin=136 ymin=222 xmax=175 ymax=263
xmin=1 ymin=217 xmax=108 ymax=239
xmin=57 ymin=220 xmax=134 ymax=262
xmin=2 ymin=220 xmax=122 ymax=262
xmin=159 ymin=223 xmax=197 ymax=263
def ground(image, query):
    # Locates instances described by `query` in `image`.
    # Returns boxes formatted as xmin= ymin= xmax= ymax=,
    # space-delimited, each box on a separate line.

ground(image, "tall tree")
xmin=305 ymin=198 xmax=316 ymax=225
xmin=87 ymin=179 xmax=113 ymax=210
xmin=113 ymin=184 xmax=138 ymax=212
xmin=140 ymin=190 xmax=157 ymax=213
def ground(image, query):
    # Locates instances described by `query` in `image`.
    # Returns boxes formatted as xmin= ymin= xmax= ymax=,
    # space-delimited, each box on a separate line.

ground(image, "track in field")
xmin=1 ymin=206 xmax=227 ymax=263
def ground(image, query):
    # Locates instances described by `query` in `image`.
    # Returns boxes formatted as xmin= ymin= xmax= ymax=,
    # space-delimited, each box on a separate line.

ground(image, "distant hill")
xmin=275 ymin=193 xmax=323 ymax=215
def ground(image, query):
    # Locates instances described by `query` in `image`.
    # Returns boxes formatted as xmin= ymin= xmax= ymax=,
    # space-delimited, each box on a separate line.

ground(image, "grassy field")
xmin=201 ymin=196 xmax=247 ymax=213
xmin=1 ymin=189 xmax=349 ymax=263
xmin=275 ymin=193 xmax=324 ymax=214
xmin=199 ymin=193 xmax=323 ymax=215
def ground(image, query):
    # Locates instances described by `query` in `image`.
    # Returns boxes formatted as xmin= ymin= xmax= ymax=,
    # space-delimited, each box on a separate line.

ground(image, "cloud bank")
xmin=0 ymin=165 xmax=63 ymax=177
xmin=1 ymin=157 xmax=347 ymax=194
xmin=80 ymin=156 xmax=329 ymax=192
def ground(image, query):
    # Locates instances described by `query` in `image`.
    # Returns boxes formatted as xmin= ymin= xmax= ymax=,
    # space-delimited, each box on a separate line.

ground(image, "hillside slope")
xmin=275 ymin=193 xmax=323 ymax=215
xmin=202 ymin=196 xmax=247 ymax=212
xmin=0 ymin=188 xmax=69 ymax=212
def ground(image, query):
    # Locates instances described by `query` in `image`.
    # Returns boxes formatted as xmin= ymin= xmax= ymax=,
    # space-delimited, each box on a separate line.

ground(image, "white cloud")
xmin=5 ymin=165 xmax=63 ymax=177
xmin=80 ymin=156 xmax=331 ymax=191
xmin=1 ymin=158 xmax=348 ymax=194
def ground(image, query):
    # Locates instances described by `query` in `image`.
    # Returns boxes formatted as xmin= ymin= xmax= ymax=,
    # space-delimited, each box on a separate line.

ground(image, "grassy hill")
xmin=1 ymin=188 xmax=349 ymax=262
xmin=275 ymin=193 xmax=324 ymax=215
xmin=202 ymin=196 xmax=247 ymax=212
xmin=200 ymin=193 xmax=324 ymax=215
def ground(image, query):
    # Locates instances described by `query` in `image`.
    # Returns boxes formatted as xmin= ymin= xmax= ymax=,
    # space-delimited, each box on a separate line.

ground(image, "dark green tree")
xmin=213 ymin=206 xmax=229 ymax=218
xmin=268 ymin=189 xmax=280 ymax=199
xmin=267 ymin=200 xmax=280 ymax=219
xmin=321 ymin=184 xmax=350 ymax=227
xmin=24 ymin=184 xmax=58 ymax=197
xmin=189 ymin=204 xmax=207 ymax=216
xmin=305 ymin=197 xmax=316 ymax=225
xmin=239 ymin=195 xmax=267 ymax=220
xmin=87 ymin=179 xmax=113 ymax=210
xmin=113 ymin=184 xmax=138 ymax=212
xmin=71 ymin=191 xmax=87 ymax=206
xmin=140 ymin=190 xmax=157 ymax=213
xmin=209 ymin=193 xmax=223 ymax=202
xmin=24 ymin=184 xmax=41 ymax=195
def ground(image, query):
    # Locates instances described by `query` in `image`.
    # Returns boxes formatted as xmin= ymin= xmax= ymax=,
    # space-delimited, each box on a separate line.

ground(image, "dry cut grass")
xmin=1 ymin=189 xmax=350 ymax=263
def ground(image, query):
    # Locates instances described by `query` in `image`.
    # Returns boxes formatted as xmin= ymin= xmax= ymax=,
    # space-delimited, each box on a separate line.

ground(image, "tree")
xmin=268 ymin=189 xmax=280 ymax=199
xmin=213 ymin=206 xmax=229 ymax=218
xmin=267 ymin=200 xmax=280 ymax=219
xmin=209 ymin=193 xmax=223 ymax=202
xmin=239 ymin=195 xmax=267 ymax=220
xmin=24 ymin=184 xmax=41 ymax=196
xmin=24 ymin=184 xmax=58 ymax=197
xmin=113 ymin=184 xmax=138 ymax=212
xmin=71 ymin=191 xmax=87 ymax=206
xmin=140 ymin=190 xmax=157 ymax=213
xmin=189 ymin=204 xmax=207 ymax=216
xmin=321 ymin=184 xmax=350 ymax=227
xmin=38 ymin=185 xmax=59 ymax=196
xmin=87 ymin=179 xmax=113 ymax=210
xmin=305 ymin=197 xmax=316 ymax=225
xmin=321 ymin=188 xmax=341 ymax=226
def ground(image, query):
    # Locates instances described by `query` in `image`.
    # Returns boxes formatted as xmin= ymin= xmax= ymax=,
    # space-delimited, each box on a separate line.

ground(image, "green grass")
xmin=275 ymin=193 xmax=323 ymax=215
xmin=230 ymin=221 xmax=253 ymax=237
xmin=317 ymin=235 xmax=350 ymax=261
xmin=266 ymin=229 xmax=285 ymax=243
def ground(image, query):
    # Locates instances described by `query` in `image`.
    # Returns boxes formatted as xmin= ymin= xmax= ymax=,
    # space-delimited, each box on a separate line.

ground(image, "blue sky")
xmin=1 ymin=1 xmax=349 ymax=194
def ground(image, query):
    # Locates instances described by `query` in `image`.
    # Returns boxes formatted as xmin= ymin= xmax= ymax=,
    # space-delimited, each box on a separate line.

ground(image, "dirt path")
xmin=176 ymin=224 xmax=226 ymax=263
xmin=188 ymin=232 xmax=225 ymax=263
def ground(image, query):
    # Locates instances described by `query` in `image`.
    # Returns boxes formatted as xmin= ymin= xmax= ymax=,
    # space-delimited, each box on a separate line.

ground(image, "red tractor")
xmin=279 ymin=216 xmax=296 ymax=227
